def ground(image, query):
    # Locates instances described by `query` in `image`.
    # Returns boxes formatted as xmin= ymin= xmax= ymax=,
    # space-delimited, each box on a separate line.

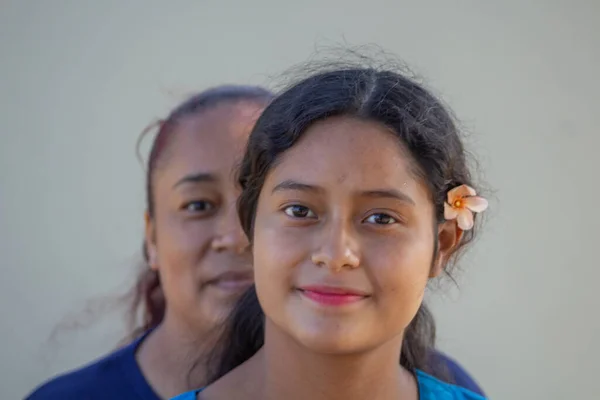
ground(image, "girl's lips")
xmin=297 ymin=285 xmax=369 ymax=306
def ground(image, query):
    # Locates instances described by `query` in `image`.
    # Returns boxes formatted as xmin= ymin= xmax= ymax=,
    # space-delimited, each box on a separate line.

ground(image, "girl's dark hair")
xmin=124 ymin=85 xmax=274 ymax=341
xmin=209 ymin=64 xmax=480 ymax=382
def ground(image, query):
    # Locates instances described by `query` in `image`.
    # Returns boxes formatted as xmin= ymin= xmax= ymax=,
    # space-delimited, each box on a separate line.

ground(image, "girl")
xmin=27 ymin=85 xmax=274 ymax=399
xmin=173 ymin=64 xmax=489 ymax=399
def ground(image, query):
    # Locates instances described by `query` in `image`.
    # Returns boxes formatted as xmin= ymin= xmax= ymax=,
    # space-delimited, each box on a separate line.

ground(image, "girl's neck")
xmin=136 ymin=311 xmax=218 ymax=399
xmin=240 ymin=320 xmax=418 ymax=400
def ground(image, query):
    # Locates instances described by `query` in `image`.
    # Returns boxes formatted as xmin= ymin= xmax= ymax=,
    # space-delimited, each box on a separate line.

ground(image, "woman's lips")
xmin=207 ymin=271 xmax=253 ymax=291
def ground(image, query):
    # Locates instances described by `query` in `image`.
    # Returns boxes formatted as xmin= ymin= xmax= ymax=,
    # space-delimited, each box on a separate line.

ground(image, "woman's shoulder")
xmin=416 ymin=370 xmax=488 ymax=400
xmin=25 ymin=336 xmax=156 ymax=400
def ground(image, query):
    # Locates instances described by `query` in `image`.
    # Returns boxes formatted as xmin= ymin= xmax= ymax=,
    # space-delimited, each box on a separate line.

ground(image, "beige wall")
xmin=1 ymin=1 xmax=598 ymax=398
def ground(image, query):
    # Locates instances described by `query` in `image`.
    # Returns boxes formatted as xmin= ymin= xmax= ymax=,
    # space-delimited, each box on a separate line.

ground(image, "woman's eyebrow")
xmin=173 ymin=172 xmax=218 ymax=189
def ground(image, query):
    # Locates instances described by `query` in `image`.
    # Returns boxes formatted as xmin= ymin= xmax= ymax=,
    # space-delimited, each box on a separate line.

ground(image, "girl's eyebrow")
xmin=271 ymin=180 xmax=324 ymax=195
xmin=272 ymin=179 xmax=415 ymax=205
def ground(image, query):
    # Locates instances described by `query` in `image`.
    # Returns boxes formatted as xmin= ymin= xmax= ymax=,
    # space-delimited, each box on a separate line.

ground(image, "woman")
xmin=173 ymin=64 xmax=489 ymax=399
xmin=27 ymin=85 xmax=274 ymax=399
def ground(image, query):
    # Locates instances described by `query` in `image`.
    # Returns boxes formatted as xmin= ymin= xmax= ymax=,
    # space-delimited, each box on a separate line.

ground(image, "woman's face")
xmin=253 ymin=116 xmax=459 ymax=354
xmin=145 ymin=102 xmax=265 ymax=331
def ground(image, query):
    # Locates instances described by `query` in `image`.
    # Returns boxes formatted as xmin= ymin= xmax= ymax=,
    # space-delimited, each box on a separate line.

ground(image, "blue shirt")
xmin=430 ymin=352 xmax=484 ymax=395
xmin=25 ymin=331 xmax=483 ymax=399
xmin=26 ymin=332 xmax=161 ymax=400
xmin=171 ymin=370 xmax=486 ymax=400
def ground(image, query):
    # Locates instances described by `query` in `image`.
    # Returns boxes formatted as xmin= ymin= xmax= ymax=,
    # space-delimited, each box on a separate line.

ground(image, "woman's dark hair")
xmin=123 ymin=85 xmax=274 ymax=341
xmin=208 ymin=64 xmax=481 ymax=382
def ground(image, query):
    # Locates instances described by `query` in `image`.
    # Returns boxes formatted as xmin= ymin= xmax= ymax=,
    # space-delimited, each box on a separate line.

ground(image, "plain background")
xmin=1 ymin=1 xmax=598 ymax=398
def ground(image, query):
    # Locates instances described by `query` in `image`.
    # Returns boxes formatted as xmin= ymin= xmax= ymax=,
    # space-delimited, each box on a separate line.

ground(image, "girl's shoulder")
xmin=170 ymin=371 xmax=487 ymax=400
xmin=171 ymin=389 xmax=202 ymax=400
xmin=416 ymin=369 xmax=488 ymax=399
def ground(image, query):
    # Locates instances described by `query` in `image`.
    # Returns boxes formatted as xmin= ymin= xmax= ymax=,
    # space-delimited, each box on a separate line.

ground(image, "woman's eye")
xmin=364 ymin=213 xmax=397 ymax=225
xmin=283 ymin=205 xmax=316 ymax=219
xmin=184 ymin=200 xmax=214 ymax=213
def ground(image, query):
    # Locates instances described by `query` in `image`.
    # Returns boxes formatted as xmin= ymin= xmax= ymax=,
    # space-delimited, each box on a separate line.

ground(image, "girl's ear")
xmin=430 ymin=220 xmax=463 ymax=277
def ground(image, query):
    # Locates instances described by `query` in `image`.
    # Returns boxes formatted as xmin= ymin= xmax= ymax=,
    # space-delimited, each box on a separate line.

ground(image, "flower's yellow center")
xmin=453 ymin=199 xmax=463 ymax=208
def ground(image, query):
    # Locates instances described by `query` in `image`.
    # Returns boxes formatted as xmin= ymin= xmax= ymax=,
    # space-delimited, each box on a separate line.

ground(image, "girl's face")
xmin=253 ymin=116 xmax=459 ymax=353
xmin=145 ymin=102 xmax=265 ymax=331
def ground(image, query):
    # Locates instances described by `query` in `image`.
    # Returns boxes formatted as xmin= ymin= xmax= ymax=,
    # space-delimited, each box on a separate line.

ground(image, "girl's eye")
xmin=283 ymin=205 xmax=316 ymax=219
xmin=364 ymin=213 xmax=397 ymax=225
xmin=184 ymin=200 xmax=215 ymax=213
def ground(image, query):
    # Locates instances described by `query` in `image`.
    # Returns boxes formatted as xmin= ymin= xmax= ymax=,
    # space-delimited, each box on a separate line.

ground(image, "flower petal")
xmin=464 ymin=196 xmax=488 ymax=213
xmin=444 ymin=202 xmax=459 ymax=220
xmin=447 ymin=184 xmax=476 ymax=203
xmin=456 ymin=209 xmax=474 ymax=230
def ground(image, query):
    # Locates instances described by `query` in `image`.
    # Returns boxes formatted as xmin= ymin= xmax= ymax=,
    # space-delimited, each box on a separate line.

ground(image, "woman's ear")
xmin=145 ymin=211 xmax=158 ymax=270
xmin=430 ymin=220 xmax=463 ymax=278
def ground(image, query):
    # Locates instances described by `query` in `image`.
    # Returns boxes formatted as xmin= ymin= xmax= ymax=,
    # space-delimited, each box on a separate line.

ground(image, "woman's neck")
xmin=136 ymin=311 xmax=218 ymax=399
xmin=235 ymin=320 xmax=418 ymax=400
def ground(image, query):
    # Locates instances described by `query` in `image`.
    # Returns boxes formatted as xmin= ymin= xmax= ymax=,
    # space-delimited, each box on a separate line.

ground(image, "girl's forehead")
xmin=271 ymin=117 xmax=413 ymax=181
xmin=262 ymin=116 xmax=431 ymax=204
